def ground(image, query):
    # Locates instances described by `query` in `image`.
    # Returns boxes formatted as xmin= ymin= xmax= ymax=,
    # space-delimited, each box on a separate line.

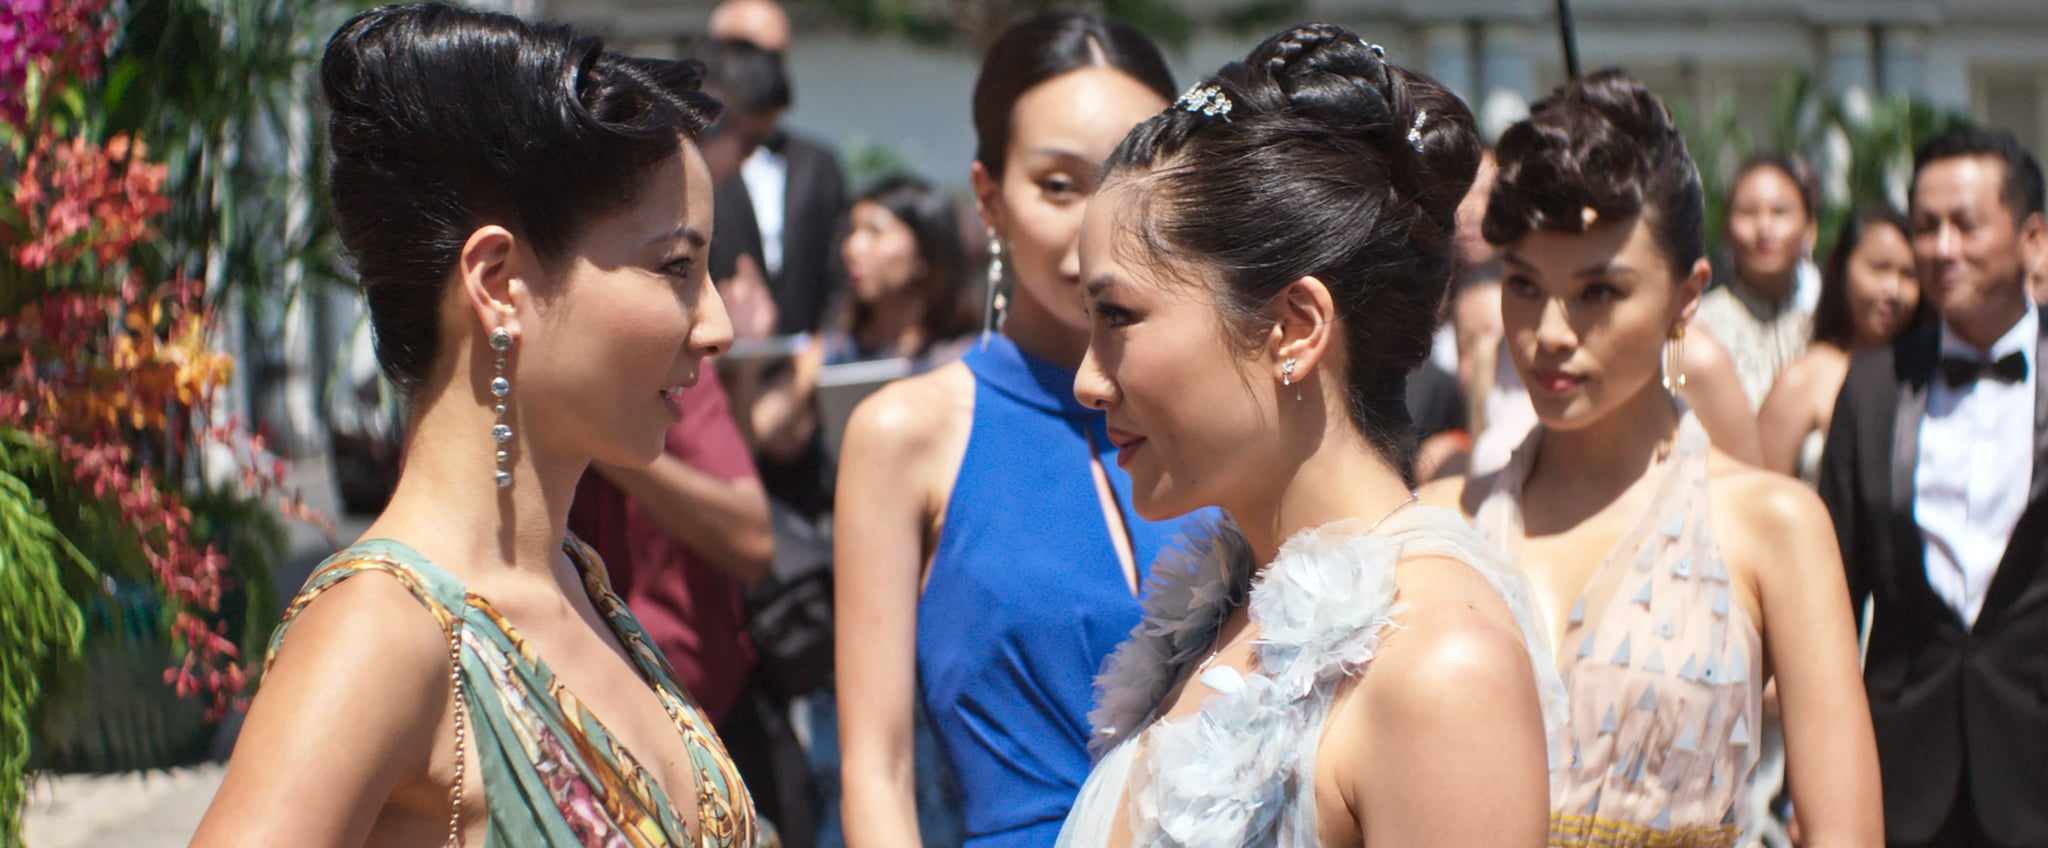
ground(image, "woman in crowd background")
xmin=195 ymin=4 xmax=763 ymax=845
xmin=1758 ymin=205 xmax=1925 ymax=484
xmin=1426 ymin=69 xmax=1882 ymax=847
xmin=1694 ymin=154 xmax=1822 ymax=409
xmin=833 ymin=12 xmax=1201 ymax=847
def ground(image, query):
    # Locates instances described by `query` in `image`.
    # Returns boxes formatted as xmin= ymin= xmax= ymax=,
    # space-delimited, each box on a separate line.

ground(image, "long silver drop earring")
xmin=1282 ymin=358 xmax=1300 ymax=401
xmin=490 ymin=328 xmax=514 ymax=488
xmin=981 ymin=227 xmax=1007 ymax=344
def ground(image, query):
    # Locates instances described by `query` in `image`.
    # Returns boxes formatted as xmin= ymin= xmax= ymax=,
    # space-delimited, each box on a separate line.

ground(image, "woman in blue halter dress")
xmin=832 ymin=13 xmax=1194 ymax=847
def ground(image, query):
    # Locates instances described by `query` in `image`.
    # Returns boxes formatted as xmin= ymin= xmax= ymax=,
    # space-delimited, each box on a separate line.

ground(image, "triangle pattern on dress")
xmin=1712 ymin=588 xmax=1730 ymax=617
xmin=1726 ymin=648 xmax=1749 ymax=684
xmin=1568 ymin=595 xmax=1586 ymax=624
xmin=1579 ymin=631 xmax=1596 ymax=659
xmin=1703 ymin=655 xmax=1720 ymax=684
xmin=1650 ymin=803 xmax=1672 ymax=830
xmin=1632 ymin=580 xmax=1653 ymax=607
xmin=1657 ymin=614 xmax=1675 ymax=639
xmin=1643 ymin=646 xmax=1665 ymax=674
xmin=1637 ymin=683 xmax=1658 ymax=711
xmin=1677 ymin=653 xmax=1699 ymax=682
xmin=1673 ymin=722 xmax=1698 ymax=753
xmin=1598 ymin=704 xmax=1618 ymax=734
xmin=1672 ymin=553 xmax=1692 ymax=579
xmin=1730 ymin=713 xmax=1752 ymax=746
xmin=1610 ymin=633 xmax=1632 ymax=667
xmin=1661 ymin=516 xmax=1684 ymax=540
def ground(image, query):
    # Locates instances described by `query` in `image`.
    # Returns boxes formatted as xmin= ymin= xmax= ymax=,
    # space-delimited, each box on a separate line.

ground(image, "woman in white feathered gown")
xmin=1053 ymin=22 xmax=1567 ymax=848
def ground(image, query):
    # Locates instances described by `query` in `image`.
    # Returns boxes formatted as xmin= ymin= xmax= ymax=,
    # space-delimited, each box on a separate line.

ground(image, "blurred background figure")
xmin=1693 ymin=154 xmax=1821 ymax=410
xmin=1820 ymin=127 xmax=2048 ymax=848
xmin=698 ymin=34 xmax=849 ymax=340
xmin=1758 ymin=206 xmax=1925 ymax=483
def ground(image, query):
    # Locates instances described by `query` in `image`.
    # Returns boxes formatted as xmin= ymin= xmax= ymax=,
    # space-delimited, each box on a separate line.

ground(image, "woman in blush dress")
xmin=1425 ymin=70 xmax=1882 ymax=848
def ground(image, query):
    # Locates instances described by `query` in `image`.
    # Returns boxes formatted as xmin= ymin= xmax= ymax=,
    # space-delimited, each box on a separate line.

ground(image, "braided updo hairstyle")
xmin=1482 ymin=69 xmax=1706 ymax=277
xmin=1102 ymin=23 xmax=1481 ymax=484
xmin=323 ymin=2 xmax=722 ymax=392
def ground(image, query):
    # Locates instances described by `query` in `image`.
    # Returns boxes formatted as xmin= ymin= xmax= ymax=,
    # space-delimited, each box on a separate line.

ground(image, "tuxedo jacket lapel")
xmin=1890 ymin=325 xmax=1953 ymax=622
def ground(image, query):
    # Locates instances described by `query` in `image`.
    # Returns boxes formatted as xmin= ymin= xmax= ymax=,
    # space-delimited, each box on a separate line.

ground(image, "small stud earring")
xmin=489 ymin=328 xmax=514 ymax=488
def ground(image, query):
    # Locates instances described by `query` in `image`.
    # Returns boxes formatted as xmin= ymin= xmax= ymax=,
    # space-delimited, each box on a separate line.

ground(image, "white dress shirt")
xmin=740 ymin=145 xmax=788 ymax=279
xmin=1915 ymin=302 xmax=2039 ymax=627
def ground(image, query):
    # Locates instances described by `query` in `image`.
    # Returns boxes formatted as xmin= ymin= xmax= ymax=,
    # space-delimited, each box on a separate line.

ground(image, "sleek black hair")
xmin=1912 ymin=126 xmax=2047 ymax=224
xmin=694 ymin=36 xmax=792 ymax=114
xmin=846 ymin=174 xmax=975 ymax=353
xmin=1811 ymin=205 xmax=1927 ymax=349
xmin=971 ymin=11 xmax=1175 ymax=180
xmin=1728 ymin=151 xmax=1819 ymax=220
xmin=1101 ymin=23 xmax=1482 ymax=485
xmin=1485 ymin=69 xmax=1707 ymax=278
xmin=323 ymin=2 xmax=720 ymax=391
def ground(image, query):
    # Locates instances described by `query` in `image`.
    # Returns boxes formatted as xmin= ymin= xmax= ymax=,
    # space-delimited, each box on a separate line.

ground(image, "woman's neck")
xmin=1000 ymin=283 xmax=1088 ymax=371
xmin=1738 ymin=268 xmax=1798 ymax=308
xmin=856 ymin=294 xmax=925 ymax=356
xmin=1530 ymin=380 xmax=1681 ymax=503
xmin=1226 ymin=391 xmax=1417 ymax=570
xmin=365 ymin=381 xmax=584 ymax=587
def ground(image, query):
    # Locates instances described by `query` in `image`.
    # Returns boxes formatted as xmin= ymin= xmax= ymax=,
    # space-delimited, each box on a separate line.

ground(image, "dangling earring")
xmin=1661 ymin=325 xmax=1687 ymax=394
xmin=1282 ymin=358 xmax=1301 ymax=401
xmin=981 ymin=227 xmax=1008 ymax=343
xmin=489 ymin=328 xmax=514 ymax=488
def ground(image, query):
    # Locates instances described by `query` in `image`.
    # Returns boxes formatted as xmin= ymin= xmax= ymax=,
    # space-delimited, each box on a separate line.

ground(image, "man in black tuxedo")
xmin=1819 ymin=128 xmax=2048 ymax=847
xmin=696 ymin=35 xmax=847 ymax=337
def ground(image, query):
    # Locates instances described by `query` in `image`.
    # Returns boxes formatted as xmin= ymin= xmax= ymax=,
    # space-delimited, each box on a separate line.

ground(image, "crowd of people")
xmin=184 ymin=1 xmax=2048 ymax=847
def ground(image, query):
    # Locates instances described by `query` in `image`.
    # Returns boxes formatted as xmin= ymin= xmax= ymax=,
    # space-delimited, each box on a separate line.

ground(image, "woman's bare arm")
xmin=834 ymin=372 xmax=965 ymax=848
xmin=192 ymin=574 xmax=455 ymax=847
xmin=1341 ymin=559 xmax=1550 ymax=847
xmin=1755 ymin=354 xmax=1825 ymax=477
xmin=1678 ymin=330 xmax=1763 ymax=466
xmin=1735 ymin=475 xmax=1884 ymax=847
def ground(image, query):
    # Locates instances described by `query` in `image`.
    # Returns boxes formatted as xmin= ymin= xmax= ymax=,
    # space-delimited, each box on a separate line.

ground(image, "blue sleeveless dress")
xmin=917 ymin=334 xmax=1192 ymax=847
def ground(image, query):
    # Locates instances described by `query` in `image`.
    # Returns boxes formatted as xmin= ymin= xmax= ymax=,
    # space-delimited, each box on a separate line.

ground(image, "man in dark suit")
xmin=1819 ymin=127 xmax=2048 ymax=848
xmin=696 ymin=36 xmax=847 ymax=337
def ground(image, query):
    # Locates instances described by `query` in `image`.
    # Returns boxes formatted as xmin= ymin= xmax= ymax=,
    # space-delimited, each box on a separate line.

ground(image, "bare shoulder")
xmin=264 ymin=569 xmax=452 ymax=714
xmin=841 ymin=361 xmax=974 ymax=463
xmin=1770 ymin=347 xmax=1848 ymax=406
xmin=1705 ymin=455 xmax=1841 ymax=591
xmin=1365 ymin=556 xmax=1540 ymax=727
xmin=1419 ymin=470 xmax=1500 ymax=519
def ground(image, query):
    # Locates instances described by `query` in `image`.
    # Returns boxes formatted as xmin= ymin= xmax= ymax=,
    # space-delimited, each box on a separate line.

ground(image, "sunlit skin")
xmin=1758 ymin=221 xmax=1919 ymax=477
xmin=833 ymin=63 xmax=1168 ymax=848
xmin=1073 ymin=181 xmax=1550 ymax=848
xmin=193 ymin=142 xmax=733 ymax=847
xmin=1911 ymin=155 xmax=2047 ymax=350
xmin=1725 ymin=166 xmax=1814 ymax=304
xmin=1423 ymin=213 xmax=1882 ymax=847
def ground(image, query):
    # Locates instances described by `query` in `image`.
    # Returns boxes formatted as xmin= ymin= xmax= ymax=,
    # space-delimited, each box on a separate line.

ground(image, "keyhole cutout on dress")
xmin=1085 ymin=428 xmax=1142 ymax=596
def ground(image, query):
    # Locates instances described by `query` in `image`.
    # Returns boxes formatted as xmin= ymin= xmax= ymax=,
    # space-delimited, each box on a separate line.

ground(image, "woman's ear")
xmin=1268 ymin=276 xmax=1338 ymax=384
xmin=1676 ymin=257 xmax=1711 ymax=327
xmin=459 ymin=224 xmax=528 ymax=339
xmin=970 ymin=160 xmax=1003 ymax=238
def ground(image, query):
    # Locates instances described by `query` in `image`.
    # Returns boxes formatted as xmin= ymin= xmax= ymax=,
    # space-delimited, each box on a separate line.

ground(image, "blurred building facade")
xmin=538 ymin=0 xmax=2048 ymax=187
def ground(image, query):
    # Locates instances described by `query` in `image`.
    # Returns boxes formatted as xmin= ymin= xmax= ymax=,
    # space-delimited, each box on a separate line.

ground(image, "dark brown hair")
xmin=845 ymin=174 xmax=975 ymax=354
xmin=1484 ymin=69 xmax=1706 ymax=278
xmin=1913 ymin=126 xmax=2046 ymax=225
xmin=1727 ymin=152 xmax=1819 ymax=221
xmin=1102 ymin=23 xmax=1481 ymax=485
xmin=1811 ymin=204 xmax=1926 ymax=349
xmin=324 ymin=2 xmax=720 ymax=391
xmin=971 ymin=11 xmax=1176 ymax=181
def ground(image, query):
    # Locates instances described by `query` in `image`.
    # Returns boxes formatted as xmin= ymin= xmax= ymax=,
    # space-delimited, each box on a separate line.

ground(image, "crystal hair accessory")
xmin=1407 ymin=108 xmax=1429 ymax=152
xmin=1176 ymin=83 xmax=1232 ymax=121
xmin=1360 ymin=38 xmax=1385 ymax=57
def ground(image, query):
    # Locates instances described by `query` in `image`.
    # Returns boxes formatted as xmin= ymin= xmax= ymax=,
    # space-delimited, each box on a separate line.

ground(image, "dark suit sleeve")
xmin=1818 ymin=358 xmax=1869 ymax=623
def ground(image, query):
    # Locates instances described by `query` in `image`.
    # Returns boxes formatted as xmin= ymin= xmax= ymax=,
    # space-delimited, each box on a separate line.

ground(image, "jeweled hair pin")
xmin=1177 ymin=83 xmax=1232 ymax=121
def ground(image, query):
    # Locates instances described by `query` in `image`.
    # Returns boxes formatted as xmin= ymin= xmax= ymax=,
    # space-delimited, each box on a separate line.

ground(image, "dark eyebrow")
xmin=1084 ymin=274 xmax=1125 ymax=298
xmin=1501 ymin=249 xmax=1635 ymax=280
xmin=1030 ymin=146 xmax=1103 ymax=172
xmin=648 ymin=224 xmax=708 ymax=250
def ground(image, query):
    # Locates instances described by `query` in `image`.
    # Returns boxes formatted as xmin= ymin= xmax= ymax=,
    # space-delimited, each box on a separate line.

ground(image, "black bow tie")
xmin=1939 ymin=351 xmax=2028 ymax=388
